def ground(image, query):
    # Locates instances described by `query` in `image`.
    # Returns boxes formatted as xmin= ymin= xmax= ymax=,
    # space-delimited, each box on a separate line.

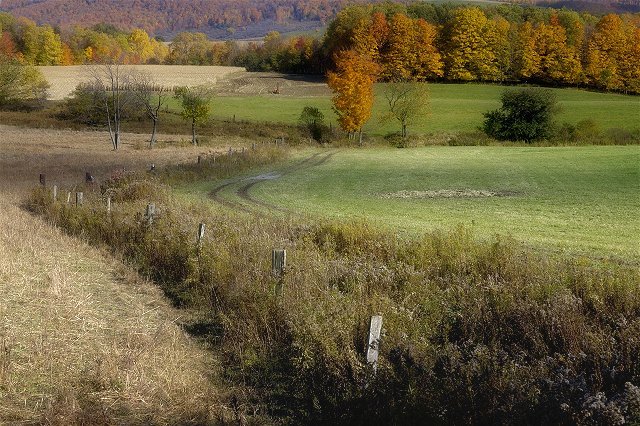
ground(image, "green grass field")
xmin=188 ymin=145 xmax=640 ymax=259
xmin=169 ymin=83 xmax=640 ymax=134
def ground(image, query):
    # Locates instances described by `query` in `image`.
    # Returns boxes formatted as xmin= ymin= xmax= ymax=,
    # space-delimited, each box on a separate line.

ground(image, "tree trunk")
xmin=359 ymin=129 xmax=363 ymax=146
xmin=150 ymin=118 xmax=157 ymax=148
xmin=192 ymin=118 xmax=197 ymax=145
xmin=402 ymin=122 xmax=407 ymax=138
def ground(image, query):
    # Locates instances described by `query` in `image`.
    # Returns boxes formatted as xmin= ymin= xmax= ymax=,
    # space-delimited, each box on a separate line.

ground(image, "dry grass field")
xmin=38 ymin=65 xmax=246 ymax=100
xmin=0 ymin=125 xmax=257 ymax=423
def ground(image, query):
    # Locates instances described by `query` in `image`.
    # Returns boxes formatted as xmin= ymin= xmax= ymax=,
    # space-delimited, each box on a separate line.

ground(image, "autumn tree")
xmin=327 ymin=50 xmax=380 ymax=144
xmin=22 ymin=23 xmax=64 ymax=65
xmin=167 ymin=32 xmax=213 ymax=65
xmin=382 ymin=81 xmax=430 ymax=138
xmin=586 ymin=14 xmax=640 ymax=93
xmin=531 ymin=16 xmax=583 ymax=84
xmin=442 ymin=8 xmax=503 ymax=81
xmin=174 ymin=86 xmax=213 ymax=145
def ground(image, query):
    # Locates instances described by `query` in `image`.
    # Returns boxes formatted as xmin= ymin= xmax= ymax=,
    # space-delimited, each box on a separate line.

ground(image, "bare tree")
xmin=382 ymin=81 xmax=430 ymax=138
xmin=131 ymin=72 xmax=169 ymax=148
xmin=89 ymin=62 xmax=135 ymax=150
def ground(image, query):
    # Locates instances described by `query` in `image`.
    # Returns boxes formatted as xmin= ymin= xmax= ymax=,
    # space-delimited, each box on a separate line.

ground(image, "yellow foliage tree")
xmin=533 ymin=16 xmax=582 ymax=84
xmin=586 ymin=14 xmax=639 ymax=93
xmin=327 ymin=50 xmax=380 ymax=144
xmin=443 ymin=8 xmax=502 ymax=81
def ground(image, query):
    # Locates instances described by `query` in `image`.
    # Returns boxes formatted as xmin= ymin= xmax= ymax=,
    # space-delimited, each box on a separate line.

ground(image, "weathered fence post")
xmin=228 ymin=147 xmax=233 ymax=156
xmin=366 ymin=315 xmax=383 ymax=374
xmin=107 ymin=197 xmax=111 ymax=214
xmin=75 ymin=192 xmax=83 ymax=207
xmin=145 ymin=203 xmax=155 ymax=225
xmin=197 ymin=155 xmax=202 ymax=164
xmin=272 ymin=249 xmax=286 ymax=295
xmin=39 ymin=174 xmax=45 ymax=186
xmin=66 ymin=192 xmax=71 ymax=204
xmin=150 ymin=163 xmax=156 ymax=171
xmin=52 ymin=185 xmax=57 ymax=201
xmin=197 ymin=223 xmax=205 ymax=247
xmin=252 ymin=143 xmax=256 ymax=150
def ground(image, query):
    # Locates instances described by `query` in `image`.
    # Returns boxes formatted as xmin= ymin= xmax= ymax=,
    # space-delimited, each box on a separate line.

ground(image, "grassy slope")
xmin=0 ymin=126 xmax=224 ymax=423
xmin=183 ymin=83 xmax=640 ymax=134
xmin=205 ymin=146 xmax=640 ymax=259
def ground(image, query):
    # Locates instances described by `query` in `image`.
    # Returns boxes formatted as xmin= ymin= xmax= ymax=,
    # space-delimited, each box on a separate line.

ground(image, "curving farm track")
xmin=209 ymin=151 xmax=336 ymax=213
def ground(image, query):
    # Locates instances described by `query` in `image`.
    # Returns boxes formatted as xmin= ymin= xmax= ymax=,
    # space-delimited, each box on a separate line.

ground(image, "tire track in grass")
xmin=208 ymin=152 xmax=326 ymax=213
xmin=236 ymin=152 xmax=336 ymax=211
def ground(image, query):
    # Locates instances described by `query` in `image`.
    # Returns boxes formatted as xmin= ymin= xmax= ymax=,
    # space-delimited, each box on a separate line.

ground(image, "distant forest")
xmin=0 ymin=0 xmax=383 ymax=38
xmin=1 ymin=0 xmax=639 ymax=39
xmin=1 ymin=3 xmax=638 ymax=93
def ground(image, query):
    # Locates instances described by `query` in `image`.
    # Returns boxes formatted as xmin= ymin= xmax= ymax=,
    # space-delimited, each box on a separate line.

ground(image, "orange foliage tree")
xmin=327 ymin=49 xmax=380 ymax=144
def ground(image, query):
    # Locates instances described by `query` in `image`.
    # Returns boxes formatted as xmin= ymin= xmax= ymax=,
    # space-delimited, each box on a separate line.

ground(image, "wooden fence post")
xmin=52 ymin=185 xmax=57 ymax=201
xmin=39 ymin=174 xmax=45 ymax=186
xmin=197 ymin=223 xmax=205 ymax=247
xmin=197 ymin=155 xmax=202 ymax=164
xmin=75 ymin=192 xmax=83 ymax=206
xmin=272 ymin=249 xmax=286 ymax=295
xmin=366 ymin=315 xmax=383 ymax=374
xmin=66 ymin=192 xmax=71 ymax=204
xmin=145 ymin=203 xmax=155 ymax=225
xmin=107 ymin=197 xmax=111 ymax=214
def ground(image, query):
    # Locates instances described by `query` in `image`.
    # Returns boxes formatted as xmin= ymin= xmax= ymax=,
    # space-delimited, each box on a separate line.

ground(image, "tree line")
xmin=1 ymin=4 xmax=638 ymax=93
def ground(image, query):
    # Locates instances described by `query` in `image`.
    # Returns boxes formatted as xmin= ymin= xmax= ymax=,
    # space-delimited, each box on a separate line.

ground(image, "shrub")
xmin=299 ymin=106 xmax=328 ymax=142
xmin=483 ymin=88 xmax=558 ymax=142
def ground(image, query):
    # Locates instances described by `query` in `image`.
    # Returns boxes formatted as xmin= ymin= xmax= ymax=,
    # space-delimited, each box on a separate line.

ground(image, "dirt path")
xmin=209 ymin=151 xmax=336 ymax=213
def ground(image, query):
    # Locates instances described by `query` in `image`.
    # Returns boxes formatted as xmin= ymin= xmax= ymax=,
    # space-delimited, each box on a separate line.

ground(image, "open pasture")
xmin=196 ymin=145 xmax=640 ymax=259
xmin=195 ymin=82 xmax=640 ymax=134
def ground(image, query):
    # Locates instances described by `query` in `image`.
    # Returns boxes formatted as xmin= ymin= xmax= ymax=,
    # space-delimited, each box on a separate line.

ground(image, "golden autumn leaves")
xmin=327 ymin=12 xmax=443 ymax=140
xmin=327 ymin=8 xmax=640 ymax=138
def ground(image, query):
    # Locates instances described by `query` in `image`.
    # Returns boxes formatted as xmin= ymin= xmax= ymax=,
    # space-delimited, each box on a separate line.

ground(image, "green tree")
xmin=174 ymin=86 xmax=213 ymax=145
xmin=381 ymin=81 xmax=430 ymax=138
xmin=0 ymin=57 xmax=49 ymax=109
xmin=482 ymin=88 xmax=558 ymax=142
xmin=299 ymin=106 xmax=327 ymax=142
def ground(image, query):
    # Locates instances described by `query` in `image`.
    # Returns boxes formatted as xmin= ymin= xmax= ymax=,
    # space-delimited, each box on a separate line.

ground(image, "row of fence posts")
xmin=38 ymin=159 xmax=382 ymax=374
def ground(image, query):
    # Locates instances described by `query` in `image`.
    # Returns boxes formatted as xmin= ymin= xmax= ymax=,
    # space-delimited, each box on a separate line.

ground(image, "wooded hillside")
xmin=0 ymin=0 xmax=386 ymax=38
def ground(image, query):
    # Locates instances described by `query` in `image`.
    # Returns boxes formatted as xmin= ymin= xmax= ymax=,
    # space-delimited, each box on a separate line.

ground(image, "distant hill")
xmin=0 ymin=0 xmax=386 ymax=39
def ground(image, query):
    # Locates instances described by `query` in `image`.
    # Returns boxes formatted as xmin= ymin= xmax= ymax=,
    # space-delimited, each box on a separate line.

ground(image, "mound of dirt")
xmin=381 ymin=189 xmax=517 ymax=199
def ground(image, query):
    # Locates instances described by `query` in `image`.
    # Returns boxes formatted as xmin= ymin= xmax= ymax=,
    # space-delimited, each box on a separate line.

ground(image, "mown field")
xmin=182 ymin=145 xmax=640 ymax=260
xmin=188 ymin=83 xmax=640 ymax=134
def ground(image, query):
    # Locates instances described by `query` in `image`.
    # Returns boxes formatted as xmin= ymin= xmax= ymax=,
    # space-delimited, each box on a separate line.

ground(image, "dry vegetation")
xmin=0 ymin=125 xmax=255 ymax=424
xmin=38 ymin=65 xmax=246 ymax=100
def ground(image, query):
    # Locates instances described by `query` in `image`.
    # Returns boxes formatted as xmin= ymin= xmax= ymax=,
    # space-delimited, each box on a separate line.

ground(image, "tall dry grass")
xmin=0 ymin=125 xmax=247 ymax=424
xmin=24 ymin=148 xmax=640 ymax=424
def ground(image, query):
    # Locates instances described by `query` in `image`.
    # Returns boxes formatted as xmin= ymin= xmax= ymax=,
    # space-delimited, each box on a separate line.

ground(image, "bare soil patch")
xmin=204 ymin=72 xmax=330 ymax=97
xmin=381 ymin=189 xmax=518 ymax=199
